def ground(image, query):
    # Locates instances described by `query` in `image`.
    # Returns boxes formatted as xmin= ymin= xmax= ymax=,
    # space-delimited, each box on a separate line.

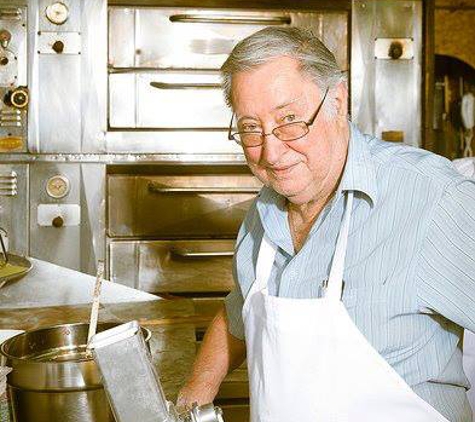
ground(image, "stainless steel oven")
xmin=107 ymin=165 xmax=261 ymax=296
xmin=106 ymin=6 xmax=349 ymax=153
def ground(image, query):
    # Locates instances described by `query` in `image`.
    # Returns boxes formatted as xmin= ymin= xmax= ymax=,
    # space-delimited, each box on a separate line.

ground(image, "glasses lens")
xmin=273 ymin=122 xmax=308 ymax=141
xmin=233 ymin=132 xmax=263 ymax=147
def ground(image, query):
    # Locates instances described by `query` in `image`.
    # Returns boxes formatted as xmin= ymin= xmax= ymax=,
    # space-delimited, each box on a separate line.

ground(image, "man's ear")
xmin=333 ymin=82 xmax=349 ymax=120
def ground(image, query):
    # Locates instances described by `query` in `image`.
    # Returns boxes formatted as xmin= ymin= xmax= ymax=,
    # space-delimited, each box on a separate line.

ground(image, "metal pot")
xmin=0 ymin=322 xmax=151 ymax=422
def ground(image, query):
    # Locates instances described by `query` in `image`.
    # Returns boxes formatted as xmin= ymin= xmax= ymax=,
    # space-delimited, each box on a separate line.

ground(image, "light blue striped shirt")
xmin=225 ymin=123 xmax=475 ymax=421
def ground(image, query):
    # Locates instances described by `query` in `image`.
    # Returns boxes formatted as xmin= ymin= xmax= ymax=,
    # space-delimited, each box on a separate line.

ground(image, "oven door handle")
xmin=169 ymin=14 xmax=291 ymax=25
xmin=171 ymin=248 xmax=234 ymax=258
xmin=148 ymin=184 xmax=261 ymax=194
xmin=150 ymin=81 xmax=221 ymax=90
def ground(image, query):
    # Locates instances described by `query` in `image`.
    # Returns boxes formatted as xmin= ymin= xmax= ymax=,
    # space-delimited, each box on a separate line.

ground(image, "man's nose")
xmin=260 ymin=132 xmax=287 ymax=165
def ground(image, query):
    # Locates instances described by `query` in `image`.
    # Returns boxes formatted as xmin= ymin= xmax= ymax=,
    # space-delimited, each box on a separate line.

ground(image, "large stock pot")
xmin=0 ymin=322 xmax=151 ymax=422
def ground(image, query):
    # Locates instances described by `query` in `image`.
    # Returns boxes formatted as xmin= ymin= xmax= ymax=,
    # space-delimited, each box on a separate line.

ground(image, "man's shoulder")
xmin=362 ymin=133 xmax=462 ymax=191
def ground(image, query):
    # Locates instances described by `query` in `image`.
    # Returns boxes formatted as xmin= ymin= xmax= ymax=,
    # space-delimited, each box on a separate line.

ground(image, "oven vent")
xmin=0 ymin=8 xmax=22 ymax=20
xmin=0 ymin=171 xmax=17 ymax=196
xmin=0 ymin=109 xmax=21 ymax=128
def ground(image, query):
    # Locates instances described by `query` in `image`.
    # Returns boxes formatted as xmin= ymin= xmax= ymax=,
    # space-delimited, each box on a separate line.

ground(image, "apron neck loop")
xmin=254 ymin=234 xmax=277 ymax=292
xmin=324 ymin=191 xmax=354 ymax=301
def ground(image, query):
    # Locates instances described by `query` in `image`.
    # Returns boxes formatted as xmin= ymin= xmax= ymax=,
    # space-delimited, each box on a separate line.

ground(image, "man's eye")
xmin=283 ymin=114 xmax=297 ymax=123
xmin=240 ymin=123 xmax=260 ymax=133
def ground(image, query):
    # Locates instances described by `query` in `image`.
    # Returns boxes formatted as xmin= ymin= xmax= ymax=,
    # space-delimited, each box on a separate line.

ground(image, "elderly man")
xmin=178 ymin=27 xmax=475 ymax=422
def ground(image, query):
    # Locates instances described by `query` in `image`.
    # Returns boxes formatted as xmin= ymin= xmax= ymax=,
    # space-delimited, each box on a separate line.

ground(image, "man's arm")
xmin=176 ymin=306 xmax=246 ymax=409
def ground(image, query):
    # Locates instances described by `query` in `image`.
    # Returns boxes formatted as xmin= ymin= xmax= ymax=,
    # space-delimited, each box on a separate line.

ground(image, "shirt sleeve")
xmin=224 ymin=288 xmax=245 ymax=340
xmin=416 ymin=177 xmax=475 ymax=332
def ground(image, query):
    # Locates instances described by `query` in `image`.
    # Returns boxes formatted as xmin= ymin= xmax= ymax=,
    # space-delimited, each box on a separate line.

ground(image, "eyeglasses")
xmin=228 ymin=87 xmax=329 ymax=148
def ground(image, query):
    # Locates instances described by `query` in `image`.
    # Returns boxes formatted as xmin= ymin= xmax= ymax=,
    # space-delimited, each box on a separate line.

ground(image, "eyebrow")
xmin=236 ymin=96 xmax=303 ymax=124
xmin=274 ymin=96 xmax=302 ymax=111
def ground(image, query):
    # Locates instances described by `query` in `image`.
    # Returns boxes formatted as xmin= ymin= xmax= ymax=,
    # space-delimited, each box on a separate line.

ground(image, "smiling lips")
xmin=268 ymin=162 xmax=299 ymax=176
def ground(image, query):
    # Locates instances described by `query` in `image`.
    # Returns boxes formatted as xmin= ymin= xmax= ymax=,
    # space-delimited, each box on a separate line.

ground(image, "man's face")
xmin=231 ymin=56 xmax=348 ymax=205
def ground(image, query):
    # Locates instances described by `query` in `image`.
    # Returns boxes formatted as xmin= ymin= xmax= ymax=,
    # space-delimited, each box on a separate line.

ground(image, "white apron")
xmin=242 ymin=191 xmax=450 ymax=422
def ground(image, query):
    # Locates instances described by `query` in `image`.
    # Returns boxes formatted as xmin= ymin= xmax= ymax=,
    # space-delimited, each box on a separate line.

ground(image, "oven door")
xmin=109 ymin=239 xmax=235 ymax=294
xmin=108 ymin=173 xmax=262 ymax=238
xmin=109 ymin=71 xmax=227 ymax=129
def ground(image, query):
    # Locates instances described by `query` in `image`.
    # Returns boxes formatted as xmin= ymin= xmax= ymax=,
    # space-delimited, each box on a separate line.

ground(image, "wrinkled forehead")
xmin=230 ymin=58 xmax=322 ymax=116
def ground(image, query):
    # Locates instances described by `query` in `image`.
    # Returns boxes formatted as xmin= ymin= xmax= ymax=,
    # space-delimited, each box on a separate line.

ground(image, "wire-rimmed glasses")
xmin=228 ymin=87 xmax=329 ymax=148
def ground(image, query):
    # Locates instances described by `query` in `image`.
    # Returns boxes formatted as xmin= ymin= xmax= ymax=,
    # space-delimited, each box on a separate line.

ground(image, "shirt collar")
xmin=339 ymin=122 xmax=378 ymax=207
xmin=255 ymin=122 xmax=378 ymax=255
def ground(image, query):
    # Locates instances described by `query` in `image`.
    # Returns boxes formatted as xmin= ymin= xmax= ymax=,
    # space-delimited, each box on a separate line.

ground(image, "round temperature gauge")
xmin=45 ymin=2 xmax=70 ymax=26
xmin=46 ymin=175 xmax=70 ymax=199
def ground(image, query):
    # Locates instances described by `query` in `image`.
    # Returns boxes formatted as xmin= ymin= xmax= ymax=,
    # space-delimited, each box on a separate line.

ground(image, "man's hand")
xmin=176 ymin=376 xmax=219 ymax=412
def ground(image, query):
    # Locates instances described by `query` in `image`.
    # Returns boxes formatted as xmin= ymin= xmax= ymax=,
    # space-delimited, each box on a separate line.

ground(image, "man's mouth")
xmin=269 ymin=163 xmax=298 ymax=175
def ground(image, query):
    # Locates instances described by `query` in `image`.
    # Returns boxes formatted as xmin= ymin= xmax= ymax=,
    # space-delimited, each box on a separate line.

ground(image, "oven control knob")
xmin=388 ymin=41 xmax=404 ymax=60
xmin=52 ymin=216 xmax=64 ymax=228
xmin=9 ymin=87 xmax=29 ymax=109
xmin=0 ymin=29 xmax=11 ymax=49
xmin=52 ymin=40 xmax=64 ymax=54
xmin=0 ymin=56 xmax=8 ymax=66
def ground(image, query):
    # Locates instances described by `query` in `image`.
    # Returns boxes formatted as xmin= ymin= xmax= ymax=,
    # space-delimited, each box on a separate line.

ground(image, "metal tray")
xmin=0 ymin=254 xmax=32 ymax=288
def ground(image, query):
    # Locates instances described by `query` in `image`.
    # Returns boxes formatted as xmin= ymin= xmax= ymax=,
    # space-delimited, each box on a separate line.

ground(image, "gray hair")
xmin=221 ymin=26 xmax=346 ymax=110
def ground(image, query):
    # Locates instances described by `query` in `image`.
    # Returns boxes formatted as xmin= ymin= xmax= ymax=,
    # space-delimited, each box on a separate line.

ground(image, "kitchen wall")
xmin=435 ymin=0 xmax=475 ymax=68
xmin=432 ymin=0 xmax=475 ymax=159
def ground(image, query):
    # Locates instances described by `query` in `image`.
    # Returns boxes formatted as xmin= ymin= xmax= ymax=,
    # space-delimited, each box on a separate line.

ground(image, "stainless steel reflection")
xmin=0 ymin=322 xmax=151 ymax=422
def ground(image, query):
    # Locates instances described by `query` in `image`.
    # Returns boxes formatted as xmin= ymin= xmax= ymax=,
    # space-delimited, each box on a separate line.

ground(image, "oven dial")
xmin=9 ymin=87 xmax=29 ymax=109
xmin=45 ymin=2 xmax=69 ymax=26
xmin=46 ymin=175 xmax=70 ymax=199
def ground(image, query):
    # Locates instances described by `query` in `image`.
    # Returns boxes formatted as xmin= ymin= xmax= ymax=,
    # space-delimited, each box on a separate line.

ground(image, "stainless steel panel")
xmin=81 ymin=0 xmax=107 ymax=153
xmin=108 ymin=173 xmax=261 ymax=238
xmin=351 ymin=0 xmax=422 ymax=147
xmin=109 ymin=72 xmax=229 ymax=129
xmin=109 ymin=73 xmax=136 ymax=128
xmin=38 ymin=0 xmax=81 ymax=32
xmin=109 ymin=8 xmax=348 ymax=71
xmin=38 ymin=54 xmax=81 ymax=152
xmin=0 ymin=6 xmax=26 ymax=86
xmin=105 ymin=130 xmax=243 ymax=154
xmin=29 ymin=163 xmax=105 ymax=275
xmin=320 ymin=12 xmax=348 ymax=70
xmin=80 ymin=163 xmax=106 ymax=275
xmin=29 ymin=163 xmax=81 ymax=270
xmin=0 ymin=5 xmax=27 ymax=153
xmin=108 ymin=7 xmax=135 ymax=68
xmin=0 ymin=164 xmax=28 ymax=255
xmin=374 ymin=38 xmax=414 ymax=60
xmin=109 ymin=239 xmax=235 ymax=293
xmin=37 ymin=31 xmax=81 ymax=54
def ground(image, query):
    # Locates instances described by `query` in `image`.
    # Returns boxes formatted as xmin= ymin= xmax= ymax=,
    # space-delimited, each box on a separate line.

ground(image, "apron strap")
xmin=325 ymin=191 xmax=354 ymax=301
xmin=253 ymin=233 xmax=278 ymax=292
